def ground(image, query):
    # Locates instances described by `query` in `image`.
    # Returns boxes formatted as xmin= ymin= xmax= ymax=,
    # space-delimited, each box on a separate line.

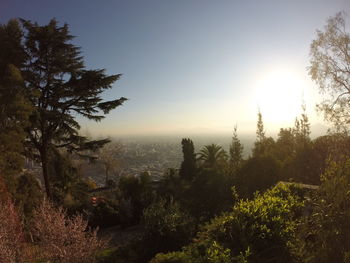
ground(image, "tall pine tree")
xmin=20 ymin=19 xmax=127 ymax=198
xmin=229 ymin=125 xmax=243 ymax=172
xmin=253 ymin=110 xmax=266 ymax=157
xmin=179 ymin=138 xmax=197 ymax=180
xmin=293 ymin=103 xmax=311 ymax=150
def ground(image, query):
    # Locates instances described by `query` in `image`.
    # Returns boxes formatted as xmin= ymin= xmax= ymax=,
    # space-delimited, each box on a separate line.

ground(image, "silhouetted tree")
xmin=237 ymin=156 xmax=280 ymax=197
xmin=275 ymin=127 xmax=296 ymax=181
xmin=98 ymin=142 xmax=123 ymax=185
xmin=198 ymin=144 xmax=227 ymax=169
xmin=257 ymin=110 xmax=265 ymax=139
xmin=185 ymin=167 xmax=232 ymax=220
xmin=253 ymin=110 xmax=269 ymax=157
xmin=298 ymin=133 xmax=350 ymax=185
xmin=285 ymin=105 xmax=314 ymax=183
xmin=300 ymin=104 xmax=311 ymax=140
xmin=179 ymin=138 xmax=197 ymax=180
xmin=229 ymin=125 xmax=243 ymax=172
xmin=19 ymin=19 xmax=127 ymax=198
xmin=309 ymin=12 xmax=350 ymax=131
xmin=294 ymin=104 xmax=311 ymax=150
xmin=276 ymin=128 xmax=295 ymax=162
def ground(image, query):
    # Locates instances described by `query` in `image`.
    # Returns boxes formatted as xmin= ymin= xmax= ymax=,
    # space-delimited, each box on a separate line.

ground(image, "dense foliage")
xmin=295 ymin=160 xmax=350 ymax=263
xmin=152 ymin=183 xmax=305 ymax=263
xmin=0 ymin=20 xmax=31 ymax=191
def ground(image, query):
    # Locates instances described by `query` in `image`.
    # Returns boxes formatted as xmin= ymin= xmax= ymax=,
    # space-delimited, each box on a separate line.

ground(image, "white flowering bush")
xmin=30 ymin=199 xmax=106 ymax=263
xmin=0 ymin=199 xmax=26 ymax=263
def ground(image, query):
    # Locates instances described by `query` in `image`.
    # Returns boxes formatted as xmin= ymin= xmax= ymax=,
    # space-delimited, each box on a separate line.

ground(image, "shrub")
xmin=144 ymin=198 xmax=195 ymax=249
xmin=30 ymin=200 xmax=106 ymax=263
xmin=150 ymin=251 xmax=190 ymax=263
xmin=0 ymin=199 xmax=27 ymax=263
xmin=152 ymin=183 xmax=305 ymax=263
xmin=89 ymin=198 xmax=120 ymax=228
xmin=200 ymin=183 xmax=304 ymax=262
xmin=295 ymin=160 xmax=350 ymax=262
xmin=13 ymin=172 xmax=43 ymax=220
xmin=141 ymin=198 xmax=196 ymax=261
xmin=118 ymin=173 xmax=154 ymax=224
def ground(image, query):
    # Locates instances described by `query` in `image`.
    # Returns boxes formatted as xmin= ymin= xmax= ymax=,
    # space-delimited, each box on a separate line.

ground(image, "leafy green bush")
xmin=150 ymin=251 xmax=190 ymax=263
xmin=295 ymin=160 xmax=350 ymax=263
xmin=96 ymin=248 xmax=124 ymax=263
xmin=118 ymin=173 xmax=154 ymax=224
xmin=142 ymin=198 xmax=196 ymax=261
xmin=153 ymin=183 xmax=305 ymax=263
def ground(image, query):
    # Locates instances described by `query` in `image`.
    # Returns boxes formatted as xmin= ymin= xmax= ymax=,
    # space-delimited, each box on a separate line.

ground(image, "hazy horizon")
xmin=3 ymin=0 xmax=349 ymax=137
xmin=83 ymin=121 xmax=329 ymax=140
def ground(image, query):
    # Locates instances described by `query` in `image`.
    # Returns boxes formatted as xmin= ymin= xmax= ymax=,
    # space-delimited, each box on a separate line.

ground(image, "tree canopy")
xmin=198 ymin=144 xmax=227 ymax=169
xmin=179 ymin=138 xmax=197 ymax=180
xmin=13 ymin=19 xmax=127 ymax=198
xmin=309 ymin=12 xmax=350 ymax=131
xmin=0 ymin=20 xmax=31 ymax=188
xmin=229 ymin=126 xmax=243 ymax=172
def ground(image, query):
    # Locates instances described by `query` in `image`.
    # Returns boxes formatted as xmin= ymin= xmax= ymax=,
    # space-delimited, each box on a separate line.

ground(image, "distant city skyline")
xmin=2 ymin=0 xmax=349 ymax=137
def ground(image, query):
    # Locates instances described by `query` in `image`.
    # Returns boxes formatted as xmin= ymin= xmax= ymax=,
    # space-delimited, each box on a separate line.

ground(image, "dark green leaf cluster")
xmin=198 ymin=144 xmax=228 ymax=170
xmin=152 ymin=183 xmax=305 ymax=263
xmin=295 ymin=160 xmax=350 ymax=263
xmin=0 ymin=20 xmax=31 ymax=184
xmin=142 ymin=198 xmax=196 ymax=260
xmin=179 ymin=138 xmax=197 ymax=180
xmin=118 ymin=172 xmax=155 ymax=225
xmin=229 ymin=126 xmax=244 ymax=173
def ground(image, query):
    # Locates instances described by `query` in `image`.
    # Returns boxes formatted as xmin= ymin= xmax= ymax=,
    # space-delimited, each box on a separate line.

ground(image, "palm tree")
xmin=197 ymin=144 xmax=227 ymax=168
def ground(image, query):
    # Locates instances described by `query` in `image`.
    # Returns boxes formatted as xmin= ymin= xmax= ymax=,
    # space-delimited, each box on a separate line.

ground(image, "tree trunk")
xmin=41 ymin=146 xmax=51 ymax=199
xmin=105 ymin=166 xmax=109 ymax=186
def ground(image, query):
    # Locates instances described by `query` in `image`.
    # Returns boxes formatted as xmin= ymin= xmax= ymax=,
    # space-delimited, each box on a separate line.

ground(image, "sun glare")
xmin=253 ymin=69 xmax=305 ymax=124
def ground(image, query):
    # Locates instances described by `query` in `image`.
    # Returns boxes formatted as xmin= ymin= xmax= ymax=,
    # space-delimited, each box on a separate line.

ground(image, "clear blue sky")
xmin=1 ymin=0 xmax=349 ymax=137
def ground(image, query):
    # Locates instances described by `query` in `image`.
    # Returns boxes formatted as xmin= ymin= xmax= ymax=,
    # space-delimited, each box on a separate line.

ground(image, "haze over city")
xmin=2 ymin=0 xmax=349 ymax=138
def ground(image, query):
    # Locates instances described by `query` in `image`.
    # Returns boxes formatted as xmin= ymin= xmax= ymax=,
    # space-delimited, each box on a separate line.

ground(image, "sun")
xmin=253 ymin=69 xmax=305 ymax=124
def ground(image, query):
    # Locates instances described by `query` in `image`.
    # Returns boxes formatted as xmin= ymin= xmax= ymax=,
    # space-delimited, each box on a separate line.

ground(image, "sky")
xmin=1 ymin=0 xmax=350 ymax=137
